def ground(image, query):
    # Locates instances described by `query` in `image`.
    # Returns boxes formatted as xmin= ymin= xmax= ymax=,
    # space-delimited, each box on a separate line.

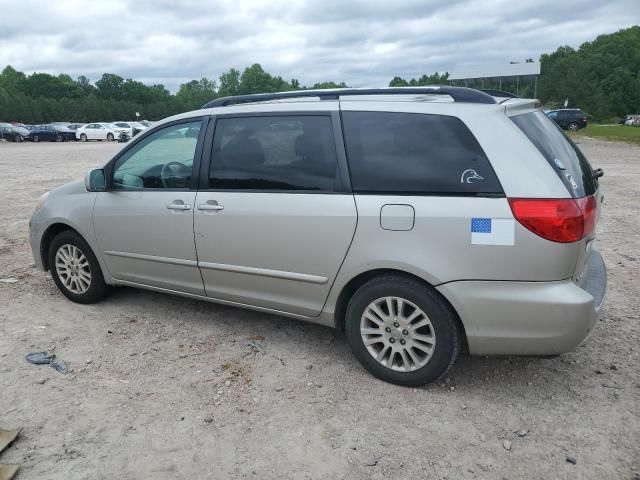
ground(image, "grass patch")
xmin=572 ymin=124 xmax=640 ymax=145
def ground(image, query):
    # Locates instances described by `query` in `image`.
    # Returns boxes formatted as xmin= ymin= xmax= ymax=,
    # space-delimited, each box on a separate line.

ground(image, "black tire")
xmin=80 ymin=134 xmax=87 ymax=142
xmin=106 ymin=133 xmax=114 ymax=141
xmin=14 ymin=135 xmax=22 ymax=143
xmin=56 ymin=134 xmax=63 ymax=142
xmin=48 ymin=230 xmax=110 ymax=304
xmin=33 ymin=135 xmax=39 ymax=142
xmin=568 ymin=122 xmax=579 ymax=132
xmin=345 ymin=275 xmax=462 ymax=387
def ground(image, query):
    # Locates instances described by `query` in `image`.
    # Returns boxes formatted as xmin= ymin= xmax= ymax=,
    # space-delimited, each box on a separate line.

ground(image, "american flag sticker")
xmin=471 ymin=218 xmax=515 ymax=245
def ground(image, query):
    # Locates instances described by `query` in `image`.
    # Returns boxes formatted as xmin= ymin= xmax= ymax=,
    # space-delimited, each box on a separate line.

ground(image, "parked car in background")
xmin=112 ymin=121 xmax=147 ymax=137
xmin=27 ymin=124 xmax=76 ymax=142
xmin=139 ymin=120 xmax=154 ymax=128
xmin=75 ymin=123 xmax=128 ymax=142
xmin=66 ymin=123 xmax=84 ymax=131
xmin=621 ymin=114 xmax=640 ymax=126
xmin=0 ymin=123 xmax=29 ymax=142
xmin=546 ymin=108 xmax=588 ymax=131
xmin=29 ymin=87 xmax=607 ymax=386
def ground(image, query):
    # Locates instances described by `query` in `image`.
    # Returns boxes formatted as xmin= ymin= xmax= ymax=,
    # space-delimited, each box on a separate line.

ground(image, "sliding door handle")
xmin=197 ymin=201 xmax=224 ymax=211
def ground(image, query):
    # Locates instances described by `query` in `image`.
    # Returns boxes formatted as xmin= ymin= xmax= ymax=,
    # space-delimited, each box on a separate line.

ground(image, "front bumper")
xmin=437 ymin=250 xmax=607 ymax=356
xmin=29 ymin=210 xmax=46 ymax=270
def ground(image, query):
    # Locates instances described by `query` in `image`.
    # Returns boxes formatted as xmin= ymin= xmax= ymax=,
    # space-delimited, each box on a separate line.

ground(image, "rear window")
xmin=342 ymin=112 xmax=502 ymax=195
xmin=512 ymin=111 xmax=597 ymax=198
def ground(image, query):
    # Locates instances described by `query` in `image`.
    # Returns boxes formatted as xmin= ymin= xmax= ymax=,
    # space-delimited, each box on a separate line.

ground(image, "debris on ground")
xmin=566 ymin=456 xmax=577 ymax=465
xmin=0 ymin=428 xmax=21 ymax=480
xmin=503 ymin=440 xmax=512 ymax=451
xmin=0 ymin=278 xmax=18 ymax=284
xmin=25 ymin=351 xmax=69 ymax=375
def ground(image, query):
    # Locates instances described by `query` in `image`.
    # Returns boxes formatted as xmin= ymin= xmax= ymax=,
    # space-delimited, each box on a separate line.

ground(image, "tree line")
xmin=0 ymin=26 xmax=637 ymax=123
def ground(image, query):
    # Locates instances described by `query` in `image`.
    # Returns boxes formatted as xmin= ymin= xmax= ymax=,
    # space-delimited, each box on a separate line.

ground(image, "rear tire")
xmin=48 ymin=230 xmax=110 ymax=304
xmin=56 ymin=134 xmax=63 ymax=142
xmin=106 ymin=133 xmax=114 ymax=141
xmin=568 ymin=122 xmax=579 ymax=131
xmin=80 ymin=134 xmax=87 ymax=142
xmin=33 ymin=135 xmax=39 ymax=142
xmin=345 ymin=275 xmax=461 ymax=387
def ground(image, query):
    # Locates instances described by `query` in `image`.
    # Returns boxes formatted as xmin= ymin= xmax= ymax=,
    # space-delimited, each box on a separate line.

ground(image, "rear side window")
xmin=210 ymin=115 xmax=338 ymax=191
xmin=512 ymin=111 xmax=596 ymax=198
xmin=341 ymin=112 xmax=502 ymax=195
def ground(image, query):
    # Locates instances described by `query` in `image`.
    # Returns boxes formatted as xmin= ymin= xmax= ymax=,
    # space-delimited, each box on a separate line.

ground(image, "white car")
xmin=112 ymin=121 xmax=148 ymax=137
xmin=75 ymin=123 xmax=128 ymax=142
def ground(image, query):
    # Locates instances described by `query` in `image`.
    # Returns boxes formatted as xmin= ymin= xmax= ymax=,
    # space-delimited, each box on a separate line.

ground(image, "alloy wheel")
xmin=360 ymin=296 xmax=436 ymax=372
xmin=55 ymin=244 xmax=92 ymax=294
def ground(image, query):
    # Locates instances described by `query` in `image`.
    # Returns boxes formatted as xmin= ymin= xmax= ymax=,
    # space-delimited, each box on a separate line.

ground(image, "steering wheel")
xmin=160 ymin=161 xmax=189 ymax=188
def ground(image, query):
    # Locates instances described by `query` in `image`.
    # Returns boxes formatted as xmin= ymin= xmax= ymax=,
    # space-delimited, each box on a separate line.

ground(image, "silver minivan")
xmin=29 ymin=87 xmax=607 ymax=386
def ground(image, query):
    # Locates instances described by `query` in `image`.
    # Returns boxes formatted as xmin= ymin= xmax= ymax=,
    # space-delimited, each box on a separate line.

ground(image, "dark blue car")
xmin=27 ymin=124 xmax=76 ymax=142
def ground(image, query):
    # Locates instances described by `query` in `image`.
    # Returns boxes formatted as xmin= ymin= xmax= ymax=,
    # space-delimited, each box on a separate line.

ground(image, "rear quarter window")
xmin=342 ymin=111 xmax=502 ymax=195
xmin=511 ymin=111 xmax=597 ymax=198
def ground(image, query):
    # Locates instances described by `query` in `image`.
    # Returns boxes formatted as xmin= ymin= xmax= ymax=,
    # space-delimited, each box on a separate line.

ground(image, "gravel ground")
xmin=0 ymin=138 xmax=638 ymax=480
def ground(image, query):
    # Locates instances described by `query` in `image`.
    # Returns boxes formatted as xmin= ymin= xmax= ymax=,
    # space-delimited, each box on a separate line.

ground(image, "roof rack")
xmin=202 ymin=86 xmax=497 ymax=109
xmin=479 ymin=89 xmax=519 ymax=98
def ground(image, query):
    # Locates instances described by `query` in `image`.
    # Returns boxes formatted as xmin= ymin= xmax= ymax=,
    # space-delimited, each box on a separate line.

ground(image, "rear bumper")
xmin=437 ymin=250 xmax=607 ymax=356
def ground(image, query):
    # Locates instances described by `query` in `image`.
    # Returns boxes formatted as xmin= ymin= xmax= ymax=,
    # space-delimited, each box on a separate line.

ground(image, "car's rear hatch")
xmin=510 ymin=110 xmax=603 ymax=287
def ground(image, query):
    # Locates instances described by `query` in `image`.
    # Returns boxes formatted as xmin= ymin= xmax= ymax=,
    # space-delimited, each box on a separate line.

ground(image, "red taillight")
xmin=508 ymin=196 xmax=596 ymax=243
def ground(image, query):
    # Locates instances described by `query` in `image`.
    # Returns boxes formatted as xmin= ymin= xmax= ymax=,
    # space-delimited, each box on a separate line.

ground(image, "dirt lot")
xmin=0 ymin=138 xmax=638 ymax=480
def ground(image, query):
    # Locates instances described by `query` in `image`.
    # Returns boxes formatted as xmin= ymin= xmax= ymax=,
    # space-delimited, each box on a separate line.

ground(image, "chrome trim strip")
xmin=104 ymin=251 xmax=198 ymax=267
xmin=197 ymin=261 xmax=328 ymax=285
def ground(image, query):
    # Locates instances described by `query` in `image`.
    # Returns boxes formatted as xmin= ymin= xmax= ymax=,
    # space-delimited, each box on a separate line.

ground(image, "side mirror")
xmin=85 ymin=169 xmax=106 ymax=192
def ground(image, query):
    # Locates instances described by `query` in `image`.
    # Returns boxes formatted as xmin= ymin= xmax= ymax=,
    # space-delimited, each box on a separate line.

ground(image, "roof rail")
xmin=480 ymin=89 xmax=519 ymax=98
xmin=202 ymin=86 xmax=497 ymax=109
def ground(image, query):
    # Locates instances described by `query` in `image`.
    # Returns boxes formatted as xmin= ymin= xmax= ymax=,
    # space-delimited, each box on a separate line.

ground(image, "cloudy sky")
xmin=0 ymin=0 xmax=638 ymax=91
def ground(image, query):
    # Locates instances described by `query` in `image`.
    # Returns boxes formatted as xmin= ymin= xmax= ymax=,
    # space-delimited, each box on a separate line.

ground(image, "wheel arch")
xmin=332 ymin=268 xmax=468 ymax=350
xmin=40 ymin=222 xmax=83 ymax=271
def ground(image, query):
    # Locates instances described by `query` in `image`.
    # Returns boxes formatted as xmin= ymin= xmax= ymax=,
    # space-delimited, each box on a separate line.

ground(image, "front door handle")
xmin=198 ymin=201 xmax=224 ymax=211
xmin=167 ymin=201 xmax=191 ymax=211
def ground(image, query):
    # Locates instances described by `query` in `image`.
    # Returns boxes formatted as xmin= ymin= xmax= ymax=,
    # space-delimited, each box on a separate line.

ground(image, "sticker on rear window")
xmin=471 ymin=218 xmax=515 ymax=246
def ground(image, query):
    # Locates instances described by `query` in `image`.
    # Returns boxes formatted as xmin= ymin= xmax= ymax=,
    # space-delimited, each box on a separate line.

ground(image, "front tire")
xmin=80 ymin=134 xmax=87 ymax=142
xmin=568 ymin=122 xmax=579 ymax=131
xmin=48 ymin=230 xmax=109 ymax=304
xmin=345 ymin=275 xmax=462 ymax=387
xmin=33 ymin=135 xmax=39 ymax=142
xmin=56 ymin=134 xmax=63 ymax=142
xmin=106 ymin=133 xmax=114 ymax=141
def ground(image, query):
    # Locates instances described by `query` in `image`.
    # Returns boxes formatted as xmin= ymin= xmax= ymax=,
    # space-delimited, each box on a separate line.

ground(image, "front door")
xmin=194 ymin=113 xmax=357 ymax=317
xmin=93 ymin=119 xmax=206 ymax=295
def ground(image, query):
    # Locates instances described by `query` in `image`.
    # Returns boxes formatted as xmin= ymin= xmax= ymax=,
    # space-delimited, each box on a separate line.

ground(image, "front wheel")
xmin=56 ymin=134 xmax=63 ymax=142
xmin=33 ymin=135 xmax=39 ymax=142
xmin=568 ymin=122 xmax=579 ymax=131
xmin=345 ymin=275 xmax=462 ymax=387
xmin=106 ymin=133 xmax=114 ymax=141
xmin=48 ymin=230 xmax=110 ymax=304
xmin=80 ymin=133 xmax=87 ymax=142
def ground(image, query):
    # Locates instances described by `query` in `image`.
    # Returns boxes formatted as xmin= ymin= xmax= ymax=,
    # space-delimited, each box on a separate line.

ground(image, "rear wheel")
xmin=56 ymin=133 xmax=63 ymax=142
xmin=14 ymin=135 xmax=22 ymax=143
xmin=48 ymin=230 xmax=109 ymax=304
xmin=80 ymin=133 xmax=87 ymax=142
xmin=106 ymin=133 xmax=114 ymax=141
xmin=33 ymin=135 xmax=39 ymax=142
xmin=345 ymin=275 xmax=461 ymax=387
xmin=568 ymin=122 xmax=579 ymax=131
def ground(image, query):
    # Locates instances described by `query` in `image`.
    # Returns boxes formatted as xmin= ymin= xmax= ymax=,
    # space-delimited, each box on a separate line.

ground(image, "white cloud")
xmin=0 ymin=0 xmax=637 ymax=91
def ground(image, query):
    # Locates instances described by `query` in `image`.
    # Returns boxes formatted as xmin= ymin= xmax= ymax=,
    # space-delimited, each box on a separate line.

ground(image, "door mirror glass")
xmin=85 ymin=169 xmax=106 ymax=192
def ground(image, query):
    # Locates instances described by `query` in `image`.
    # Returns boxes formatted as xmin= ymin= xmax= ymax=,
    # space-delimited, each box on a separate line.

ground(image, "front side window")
xmin=210 ymin=115 xmax=338 ymax=191
xmin=112 ymin=121 xmax=201 ymax=189
xmin=342 ymin=111 xmax=502 ymax=195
